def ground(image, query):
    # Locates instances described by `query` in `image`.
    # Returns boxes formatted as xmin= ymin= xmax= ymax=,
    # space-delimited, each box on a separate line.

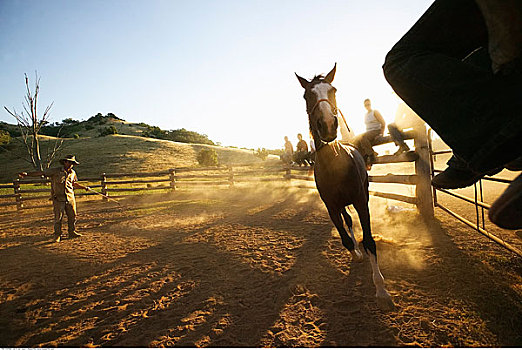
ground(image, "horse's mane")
xmin=311 ymin=75 xmax=325 ymax=84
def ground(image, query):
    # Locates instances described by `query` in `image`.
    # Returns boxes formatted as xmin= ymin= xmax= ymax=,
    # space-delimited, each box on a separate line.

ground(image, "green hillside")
xmin=0 ymin=134 xmax=270 ymax=183
xmin=1 ymin=113 xmax=215 ymax=144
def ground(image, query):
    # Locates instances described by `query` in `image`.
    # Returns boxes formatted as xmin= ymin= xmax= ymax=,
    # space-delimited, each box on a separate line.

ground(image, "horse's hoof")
xmin=376 ymin=292 xmax=395 ymax=312
xmin=350 ymin=249 xmax=363 ymax=262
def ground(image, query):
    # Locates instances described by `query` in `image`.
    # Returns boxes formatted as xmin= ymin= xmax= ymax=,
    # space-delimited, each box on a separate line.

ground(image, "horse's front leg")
xmin=341 ymin=207 xmax=363 ymax=262
xmin=326 ymin=206 xmax=361 ymax=262
xmin=354 ymin=200 xmax=394 ymax=310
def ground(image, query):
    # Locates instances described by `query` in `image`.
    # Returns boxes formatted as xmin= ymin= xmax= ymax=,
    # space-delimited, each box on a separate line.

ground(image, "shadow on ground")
xmin=0 ymin=185 xmax=520 ymax=347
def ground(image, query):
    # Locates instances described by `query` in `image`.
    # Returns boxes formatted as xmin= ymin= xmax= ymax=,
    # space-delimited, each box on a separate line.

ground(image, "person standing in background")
xmin=19 ymin=155 xmax=87 ymax=243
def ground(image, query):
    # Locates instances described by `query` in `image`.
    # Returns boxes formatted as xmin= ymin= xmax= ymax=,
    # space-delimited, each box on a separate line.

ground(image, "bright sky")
xmin=0 ymin=0 xmax=432 ymax=150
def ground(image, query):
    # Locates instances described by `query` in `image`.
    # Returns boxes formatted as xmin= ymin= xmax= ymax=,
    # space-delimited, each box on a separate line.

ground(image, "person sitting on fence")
xmin=281 ymin=136 xmax=294 ymax=164
xmin=18 ymin=155 xmax=88 ymax=243
xmin=308 ymin=131 xmax=316 ymax=166
xmin=293 ymin=133 xmax=310 ymax=166
xmin=388 ymin=101 xmax=426 ymax=156
xmin=353 ymin=98 xmax=386 ymax=170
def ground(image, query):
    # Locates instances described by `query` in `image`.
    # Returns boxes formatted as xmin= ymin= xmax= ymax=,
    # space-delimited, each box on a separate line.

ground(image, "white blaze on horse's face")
xmin=311 ymin=82 xmax=338 ymax=142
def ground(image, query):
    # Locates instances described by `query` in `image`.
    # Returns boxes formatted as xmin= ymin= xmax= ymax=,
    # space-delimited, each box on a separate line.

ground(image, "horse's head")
xmin=296 ymin=63 xmax=338 ymax=144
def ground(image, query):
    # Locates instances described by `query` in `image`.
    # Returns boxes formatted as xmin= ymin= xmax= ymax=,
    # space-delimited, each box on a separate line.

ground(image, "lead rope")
xmin=330 ymin=141 xmax=339 ymax=157
xmin=337 ymin=108 xmax=351 ymax=133
xmin=337 ymin=107 xmax=358 ymax=149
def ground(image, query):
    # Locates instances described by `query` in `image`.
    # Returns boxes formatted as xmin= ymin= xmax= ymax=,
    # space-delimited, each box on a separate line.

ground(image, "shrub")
xmin=106 ymin=112 xmax=123 ymax=121
xmin=99 ymin=125 xmax=118 ymax=137
xmin=167 ymin=128 xmax=214 ymax=145
xmin=0 ymin=130 xmax=11 ymax=145
xmin=143 ymin=125 xmax=166 ymax=139
xmin=88 ymin=113 xmax=105 ymax=123
xmin=197 ymin=148 xmax=218 ymax=166
xmin=62 ymin=118 xmax=80 ymax=125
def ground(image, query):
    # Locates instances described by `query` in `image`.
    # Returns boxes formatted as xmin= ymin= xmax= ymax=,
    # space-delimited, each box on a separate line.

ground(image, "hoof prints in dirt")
xmin=1 ymin=187 xmax=521 ymax=347
xmin=261 ymin=285 xmax=326 ymax=347
xmin=184 ymin=223 xmax=303 ymax=275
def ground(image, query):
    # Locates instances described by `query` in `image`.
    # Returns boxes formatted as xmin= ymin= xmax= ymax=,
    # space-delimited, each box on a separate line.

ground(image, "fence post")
xmin=414 ymin=125 xmax=434 ymax=218
xmin=101 ymin=173 xmax=108 ymax=202
xmin=228 ymin=166 xmax=234 ymax=188
xmin=169 ymin=168 xmax=176 ymax=191
xmin=427 ymin=129 xmax=438 ymax=207
xmin=13 ymin=179 xmax=22 ymax=210
xmin=285 ymin=166 xmax=291 ymax=181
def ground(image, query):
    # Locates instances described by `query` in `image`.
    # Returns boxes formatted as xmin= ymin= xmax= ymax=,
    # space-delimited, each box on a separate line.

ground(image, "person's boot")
xmin=52 ymin=234 xmax=61 ymax=243
xmin=505 ymin=156 xmax=522 ymax=171
xmin=432 ymin=155 xmax=502 ymax=189
xmin=68 ymin=231 xmax=83 ymax=238
xmin=489 ymin=173 xmax=522 ymax=229
xmin=393 ymin=144 xmax=410 ymax=156
xmin=364 ymin=155 xmax=373 ymax=171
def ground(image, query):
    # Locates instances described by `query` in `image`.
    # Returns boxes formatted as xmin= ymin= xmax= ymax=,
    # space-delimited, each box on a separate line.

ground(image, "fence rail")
xmin=3 ymin=125 xmax=434 ymax=215
xmin=0 ymin=165 xmax=286 ymax=209
xmin=283 ymin=124 xmax=434 ymax=217
xmin=427 ymin=129 xmax=521 ymax=257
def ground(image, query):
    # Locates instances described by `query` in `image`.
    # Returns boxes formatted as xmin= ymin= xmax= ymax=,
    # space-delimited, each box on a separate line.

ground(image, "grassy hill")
xmin=0 ymin=134 xmax=272 ymax=183
xmin=1 ymin=113 xmax=216 ymax=144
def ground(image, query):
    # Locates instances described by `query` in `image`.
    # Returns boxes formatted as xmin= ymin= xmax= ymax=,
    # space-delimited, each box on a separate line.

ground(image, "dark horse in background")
xmin=296 ymin=64 xmax=394 ymax=309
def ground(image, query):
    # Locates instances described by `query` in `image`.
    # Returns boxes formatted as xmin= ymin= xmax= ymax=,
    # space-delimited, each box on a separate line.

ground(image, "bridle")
xmin=307 ymin=97 xmax=351 ymax=151
xmin=308 ymin=98 xmax=338 ymax=117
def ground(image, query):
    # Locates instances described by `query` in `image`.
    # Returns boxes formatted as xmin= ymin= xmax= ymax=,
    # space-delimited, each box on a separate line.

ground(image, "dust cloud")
xmin=3 ymin=180 xmax=519 ymax=347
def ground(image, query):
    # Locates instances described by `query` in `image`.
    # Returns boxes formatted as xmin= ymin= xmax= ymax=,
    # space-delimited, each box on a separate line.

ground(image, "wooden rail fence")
xmin=284 ymin=126 xmax=434 ymax=218
xmin=1 ymin=127 xmax=434 ymax=216
xmin=0 ymin=165 xmax=288 ymax=210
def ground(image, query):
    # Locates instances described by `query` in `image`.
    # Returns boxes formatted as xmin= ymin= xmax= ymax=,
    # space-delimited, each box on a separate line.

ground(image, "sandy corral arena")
xmin=0 ymin=184 xmax=521 ymax=347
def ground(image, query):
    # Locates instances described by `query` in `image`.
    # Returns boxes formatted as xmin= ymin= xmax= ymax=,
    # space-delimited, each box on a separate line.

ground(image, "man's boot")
xmin=394 ymin=144 xmax=410 ymax=156
xmin=432 ymin=155 xmax=502 ymax=189
xmin=489 ymin=173 xmax=522 ymax=229
xmin=68 ymin=231 xmax=83 ymax=239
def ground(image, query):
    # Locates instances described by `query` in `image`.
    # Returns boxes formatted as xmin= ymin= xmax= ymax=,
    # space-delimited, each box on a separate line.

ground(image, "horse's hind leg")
xmin=326 ymin=206 xmax=361 ymax=262
xmin=341 ymin=208 xmax=363 ymax=262
xmin=354 ymin=201 xmax=394 ymax=310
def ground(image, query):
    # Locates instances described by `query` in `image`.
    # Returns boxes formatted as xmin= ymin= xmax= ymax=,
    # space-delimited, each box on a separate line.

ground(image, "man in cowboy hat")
xmin=19 ymin=155 xmax=87 ymax=243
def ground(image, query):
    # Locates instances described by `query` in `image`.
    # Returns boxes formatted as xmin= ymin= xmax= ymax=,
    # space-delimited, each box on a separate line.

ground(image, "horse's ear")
xmin=295 ymin=73 xmax=309 ymax=89
xmin=324 ymin=63 xmax=337 ymax=83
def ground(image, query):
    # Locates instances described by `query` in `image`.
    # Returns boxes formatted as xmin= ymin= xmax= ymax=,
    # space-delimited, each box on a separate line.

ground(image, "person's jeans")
xmin=388 ymin=123 xmax=407 ymax=148
xmin=383 ymin=0 xmax=522 ymax=172
xmin=353 ymin=129 xmax=381 ymax=164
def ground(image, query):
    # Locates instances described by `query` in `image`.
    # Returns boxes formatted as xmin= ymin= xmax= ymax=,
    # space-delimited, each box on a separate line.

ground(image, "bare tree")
xmin=4 ymin=72 xmax=64 ymax=171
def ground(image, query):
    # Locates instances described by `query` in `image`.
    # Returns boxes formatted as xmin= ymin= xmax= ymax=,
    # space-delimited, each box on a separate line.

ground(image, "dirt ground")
xmin=0 ymin=184 xmax=521 ymax=347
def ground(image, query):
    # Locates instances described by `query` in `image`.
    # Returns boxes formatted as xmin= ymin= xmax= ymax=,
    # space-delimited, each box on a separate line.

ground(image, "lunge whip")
xmin=79 ymin=184 xmax=124 ymax=208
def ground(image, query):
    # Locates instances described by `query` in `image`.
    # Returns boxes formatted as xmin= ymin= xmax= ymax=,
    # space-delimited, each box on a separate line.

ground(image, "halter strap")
xmin=309 ymin=98 xmax=337 ymax=152
xmin=309 ymin=98 xmax=336 ymax=116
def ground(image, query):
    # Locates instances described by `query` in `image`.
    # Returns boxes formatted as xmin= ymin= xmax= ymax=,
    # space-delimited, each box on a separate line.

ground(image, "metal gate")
xmin=427 ymin=129 xmax=522 ymax=257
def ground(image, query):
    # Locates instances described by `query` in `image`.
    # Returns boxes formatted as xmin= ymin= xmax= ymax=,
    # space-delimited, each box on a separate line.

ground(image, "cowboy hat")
xmin=59 ymin=155 xmax=80 ymax=165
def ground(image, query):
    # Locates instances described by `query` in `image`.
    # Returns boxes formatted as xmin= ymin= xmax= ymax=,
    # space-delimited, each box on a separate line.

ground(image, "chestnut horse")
xmin=296 ymin=64 xmax=393 ymax=309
